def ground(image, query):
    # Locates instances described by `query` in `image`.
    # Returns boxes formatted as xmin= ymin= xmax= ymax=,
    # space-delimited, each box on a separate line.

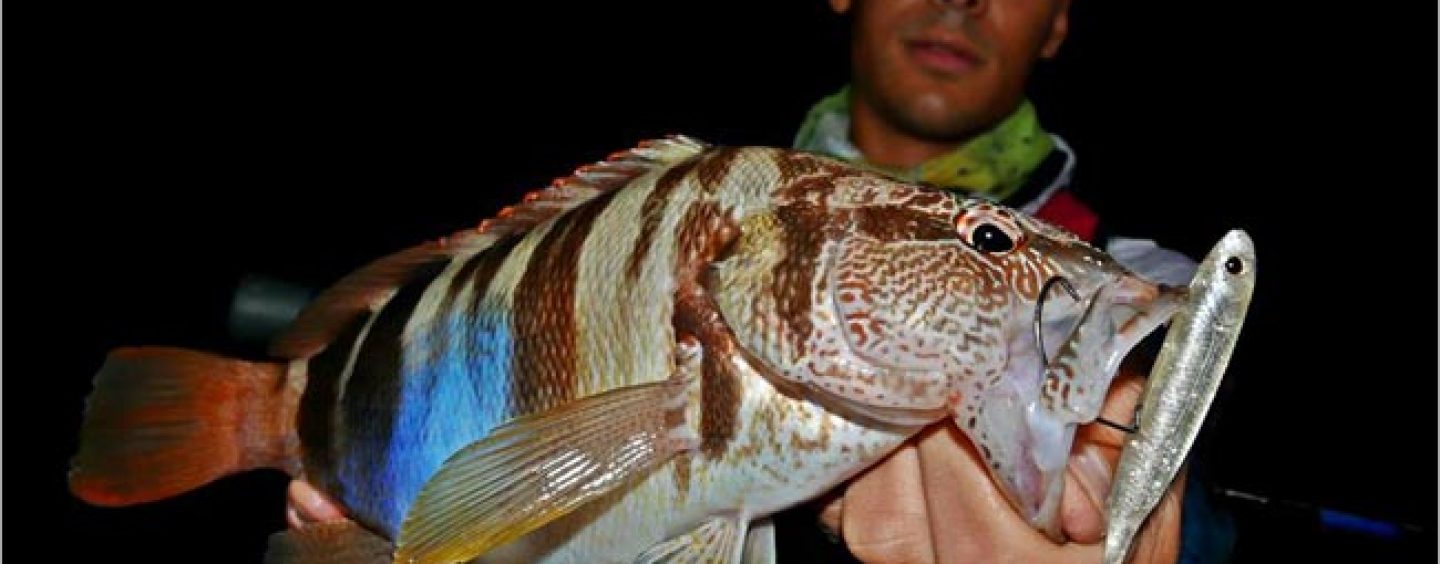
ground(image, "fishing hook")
xmin=1096 ymin=415 xmax=1138 ymax=435
xmin=1033 ymin=275 xmax=1081 ymax=373
xmin=1034 ymin=275 xmax=1137 ymax=435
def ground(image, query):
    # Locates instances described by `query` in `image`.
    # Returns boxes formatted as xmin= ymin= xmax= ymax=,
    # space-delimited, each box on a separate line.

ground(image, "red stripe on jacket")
xmin=1032 ymin=189 xmax=1098 ymax=242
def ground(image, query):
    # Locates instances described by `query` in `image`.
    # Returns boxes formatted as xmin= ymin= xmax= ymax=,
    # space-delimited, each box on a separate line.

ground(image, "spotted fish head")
xmin=947 ymin=199 xmax=1186 ymax=540
xmin=709 ymin=166 xmax=1182 ymax=539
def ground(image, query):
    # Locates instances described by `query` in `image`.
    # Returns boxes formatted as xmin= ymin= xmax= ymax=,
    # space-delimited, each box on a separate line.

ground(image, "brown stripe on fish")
xmin=773 ymin=150 xmax=832 ymax=184
xmin=334 ymin=259 xmax=450 ymax=499
xmin=461 ymin=235 xmax=524 ymax=320
xmin=692 ymin=146 xmax=743 ymax=191
xmin=775 ymin=154 xmax=876 ymax=203
xmin=402 ymin=234 xmax=529 ymax=370
xmin=672 ymin=198 xmax=747 ymax=458
xmin=625 ymin=156 xmax=702 ymax=282
xmin=295 ymin=311 xmax=374 ymax=493
xmin=697 ymin=340 xmax=742 ymax=457
xmin=511 ymin=190 xmax=622 ymax=415
xmin=771 ymin=202 xmax=832 ymax=361
xmin=404 ymin=243 xmax=501 ymax=361
xmin=671 ymin=454 xmax=692 ymax=502
xmin=851 ymin=205 xmax=960 ymax=242
xmin=439 ymin=246 xmax=492 ymax=311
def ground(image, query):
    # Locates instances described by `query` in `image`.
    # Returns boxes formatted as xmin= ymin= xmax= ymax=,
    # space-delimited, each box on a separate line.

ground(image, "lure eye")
xmin=970 ymin=223 xmax=1016 ymax=253
xmin=1225 ymin=256 xmax=1244 ymax=275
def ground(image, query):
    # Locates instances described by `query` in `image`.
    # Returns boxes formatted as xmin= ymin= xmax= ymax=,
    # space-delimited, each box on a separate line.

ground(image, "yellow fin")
xmin=394 ymin=377 xmax=698 ymax=564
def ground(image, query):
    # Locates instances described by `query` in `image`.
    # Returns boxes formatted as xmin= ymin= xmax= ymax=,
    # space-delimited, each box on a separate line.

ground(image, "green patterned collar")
xmin=793 ymin=86 xmax=1054 ymax=202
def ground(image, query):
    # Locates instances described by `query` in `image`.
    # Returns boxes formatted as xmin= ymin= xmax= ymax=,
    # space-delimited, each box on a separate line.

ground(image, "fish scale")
xmin=68 ymin=135 xmax=1187 ymax=563
xmin=480 ymin=354 xmax=914 ymax=562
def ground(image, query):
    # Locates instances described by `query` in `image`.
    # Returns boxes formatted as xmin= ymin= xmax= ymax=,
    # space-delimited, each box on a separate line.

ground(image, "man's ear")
xmin=829 ymin=0 xmax=852 ymax=15
xmin=1040 ymin=0 xmax=1071 ymax=59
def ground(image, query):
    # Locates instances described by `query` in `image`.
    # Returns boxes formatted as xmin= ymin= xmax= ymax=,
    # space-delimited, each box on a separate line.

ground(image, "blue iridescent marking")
xmin=364 ymin=307 xmax=513 ymax=536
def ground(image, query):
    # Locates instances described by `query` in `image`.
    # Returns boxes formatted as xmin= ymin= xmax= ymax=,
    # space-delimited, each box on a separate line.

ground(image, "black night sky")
xmin=8 ymin=2 xmax=1436 ymax=562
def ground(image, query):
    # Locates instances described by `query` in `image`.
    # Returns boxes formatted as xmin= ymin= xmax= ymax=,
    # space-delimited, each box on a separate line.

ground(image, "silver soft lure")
xmin=1103 ymin=230 xmax=1257 ymax=564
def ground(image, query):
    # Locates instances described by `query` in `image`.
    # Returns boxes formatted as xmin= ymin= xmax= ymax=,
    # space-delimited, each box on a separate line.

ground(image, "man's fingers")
xmin=817 ymin=490 xmax=844 ymax=541
xmin=286 ymin=479 xmax=346 ymax=528
xmin=839 ymin=439 xmax=936 ymax=564
xmin=1061 ymin=369 xmax=1145 ymax=543
xmin=1124 ymin=467 xmax=1187 ymax=564
xmin=1061 ymin=445 xmax=1110 ymax=543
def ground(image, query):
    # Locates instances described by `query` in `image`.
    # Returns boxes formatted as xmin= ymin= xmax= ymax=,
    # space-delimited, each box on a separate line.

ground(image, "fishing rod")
xmin=1212 ymin=485 xmax=1427 ymax=542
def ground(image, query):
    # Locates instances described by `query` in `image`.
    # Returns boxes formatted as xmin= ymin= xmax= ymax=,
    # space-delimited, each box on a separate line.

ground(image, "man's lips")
xmin=906 ymin=38 xmax=981 ymax=75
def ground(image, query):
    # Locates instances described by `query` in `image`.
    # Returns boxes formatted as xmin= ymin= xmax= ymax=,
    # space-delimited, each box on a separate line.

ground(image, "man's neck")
xmin=849 ymin=96 xmax=978 ymax=169
xmin=793 ymin=87 xmax=1054 ymax=201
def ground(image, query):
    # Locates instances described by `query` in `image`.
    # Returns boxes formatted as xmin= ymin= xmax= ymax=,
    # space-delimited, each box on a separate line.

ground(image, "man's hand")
xmin=819 ymin=370 xmax=1186 ymax=563
xmin=285 ymin=479 xmax=346 ymax=529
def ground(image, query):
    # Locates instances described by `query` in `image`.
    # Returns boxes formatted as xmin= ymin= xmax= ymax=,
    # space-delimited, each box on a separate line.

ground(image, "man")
xmin=793 ymin=0 xmax=1226 ymax=562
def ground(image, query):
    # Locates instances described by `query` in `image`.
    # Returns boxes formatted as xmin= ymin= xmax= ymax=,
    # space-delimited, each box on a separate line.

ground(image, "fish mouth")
xmin=965 ymin=274 xmax=1185 ymax=540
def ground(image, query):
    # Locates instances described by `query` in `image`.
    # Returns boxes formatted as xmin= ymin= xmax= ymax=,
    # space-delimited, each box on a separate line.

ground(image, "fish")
xmin=1103 ymin=230 xmax=1257 ymax=564
xmin=68 ymin=135 xmax=1183 ymax=563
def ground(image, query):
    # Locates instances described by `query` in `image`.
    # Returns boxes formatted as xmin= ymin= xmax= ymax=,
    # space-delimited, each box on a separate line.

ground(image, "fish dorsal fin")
xmin=268 ymin=134 xmax=712 ymax=360
xmin=462 ymin=134 xmax=711 ymax=249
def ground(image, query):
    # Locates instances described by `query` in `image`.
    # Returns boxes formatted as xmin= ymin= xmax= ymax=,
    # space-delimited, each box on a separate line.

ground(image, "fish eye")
xmin=971 ymin=223 xmax=1015 ymax=253
xmin=1225 ymin=256 xmax=1244 ymax=275
xmin=954 ymin=206 xmax=1023 ymax=254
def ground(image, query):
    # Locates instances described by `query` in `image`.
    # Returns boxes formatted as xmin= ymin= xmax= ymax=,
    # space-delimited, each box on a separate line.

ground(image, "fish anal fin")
xmin=742 ymin=517 xmax=776 ymax=564
xmin=264 ymin=522 xmax=393 ymax=564
xmin=394 ymin=376 xmax=700 ymax=564
xmin=636 ymin=514 xmax=748 ymax=564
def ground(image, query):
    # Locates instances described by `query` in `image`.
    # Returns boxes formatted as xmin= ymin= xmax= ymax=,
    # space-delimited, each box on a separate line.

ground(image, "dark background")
xmin=9 ymin=2 xmax=1436 ymax=562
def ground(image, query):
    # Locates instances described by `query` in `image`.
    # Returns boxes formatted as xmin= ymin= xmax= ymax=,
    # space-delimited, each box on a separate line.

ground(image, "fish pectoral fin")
xmin=264 ymin=521 xmax=393 ymax=564
xmin=394 ymin=376 xmax=700 ymax=564
xmin=637 ymin=514 xmax=749 ymax=564
xmin=741 ymin=517 xmax=776 ymax=564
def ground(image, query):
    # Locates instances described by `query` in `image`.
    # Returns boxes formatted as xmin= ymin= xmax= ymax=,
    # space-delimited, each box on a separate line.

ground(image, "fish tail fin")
xmin=69 ymin=346 xmax=304 ymax=507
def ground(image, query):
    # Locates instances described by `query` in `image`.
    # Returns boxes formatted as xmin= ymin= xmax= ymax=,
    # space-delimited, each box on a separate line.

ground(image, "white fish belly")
xmin=479 ymin=359 xmax=916 ymax=563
